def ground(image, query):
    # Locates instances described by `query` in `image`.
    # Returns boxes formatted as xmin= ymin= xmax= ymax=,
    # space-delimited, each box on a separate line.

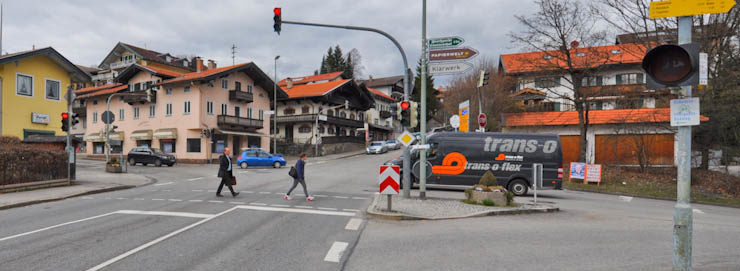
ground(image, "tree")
xmin=510 ymin=0 xmax=613 ymax=163
xmin=411 ymin=58 xmax=439 ymax=128
xmin=318 ymin=45 xmax=360 ymax=79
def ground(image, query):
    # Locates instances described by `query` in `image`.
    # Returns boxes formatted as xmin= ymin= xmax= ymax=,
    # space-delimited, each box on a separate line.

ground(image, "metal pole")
xmin=105 ymin=94 xmax=114 ymax=163
xmin=477 ymin=79 xmax=484 ymax=132
xmin=419 ymin=0 xmax=428 ymax=200
xmin=673 ymin=16 xmax=693 ymax=271
xmin=274 ymin=55 xmax=279 ymax=154
xmin=66 ymin=86 xmax=73 ymax=183
xmin=315 ymin=114 xmax=319 ymax=157
xmin=387 ymin=194 xmax=392 ymax=211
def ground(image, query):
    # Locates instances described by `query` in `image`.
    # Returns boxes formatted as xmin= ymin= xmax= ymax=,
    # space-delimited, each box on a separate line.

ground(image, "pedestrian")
xmin=216 ymin=147 xmax=239 ymax=197
xmin=285 ymin=153 xmax=313 ymax=201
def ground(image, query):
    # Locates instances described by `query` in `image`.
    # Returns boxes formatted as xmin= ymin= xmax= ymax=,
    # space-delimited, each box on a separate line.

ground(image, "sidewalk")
xmin=0 ymin=167 xmax=153 ymax=210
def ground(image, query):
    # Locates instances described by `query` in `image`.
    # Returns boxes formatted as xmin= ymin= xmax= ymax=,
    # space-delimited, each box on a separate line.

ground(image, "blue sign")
xmin=461 ymin=109 xmax=468 ymax=115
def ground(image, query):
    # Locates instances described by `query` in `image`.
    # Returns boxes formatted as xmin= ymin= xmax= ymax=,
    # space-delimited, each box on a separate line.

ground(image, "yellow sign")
xmin=650 ymin=0 xmax=736 ymax=19
xmin=458 ymin=100 xmax=470 ymax=132
xmin=397 ymin=131 xmax=415 ymax=147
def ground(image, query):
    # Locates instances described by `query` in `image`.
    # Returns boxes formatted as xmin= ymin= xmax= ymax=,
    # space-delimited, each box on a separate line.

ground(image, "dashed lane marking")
xmin=154 ymin=182 xmax=173 ymax=186
xmin=259 ymin=192 xmax=272 ymax=194
xmin=152 ymin=199 xmax=165 ymax=201
xmin=315 ymin=195 xmax=328 ymax=197
xmin=352 ymin=197 xmax=369 ymax=200
xmin=187 ymin=177 xmax=204 ymax=181
xmin=343 ymin=209 xmax=360 ymax=212
xmin=208 ymin=200 xmax=224 ymax=203
xmin=318 ymin=207 xmax=338 ymax=211
xmin=324 ymin=241 xmax=349 ymax=263
xmin=115 ymin=198 xmax=127 ymax=200
xmin=345 ymin=218 xmax=363 ymax=231
xmin=271 ymin=204 xmax=290 ymax=208
xmin=333 ymin=196 xmax=349 ymax=199
xmin=294 ymin=206 xmax=313 ymax=209
xmin=192 ymin=190 xmax=203 ymax=192
xmin=168 ymin=199 xmax=182 ymax=202
xmin=230 ymin=202 xmax=245 ymax=205
xmin=189 ymin=200 xmax=203 ymax=202
xmin=250 ymin=202 xmax=267 ymax=206
xmin=693 ymin=209 xmax=705 ymax=214
xmin=619 ymin=196 xmax=633 ymax=202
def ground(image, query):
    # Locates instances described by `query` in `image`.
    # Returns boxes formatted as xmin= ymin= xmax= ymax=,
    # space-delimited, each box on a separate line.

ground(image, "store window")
xmin=187 ymin=138 xmax=201 ymax=153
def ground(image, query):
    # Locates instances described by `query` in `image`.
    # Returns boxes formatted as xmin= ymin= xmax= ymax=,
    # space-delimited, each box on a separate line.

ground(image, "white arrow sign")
xmin=429 ymin=62 xmax=473 ymax=75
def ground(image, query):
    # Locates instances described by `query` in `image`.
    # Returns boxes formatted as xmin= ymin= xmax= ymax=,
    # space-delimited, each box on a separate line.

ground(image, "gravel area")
xmin=371 ymin=194 xmax=516 ymax=219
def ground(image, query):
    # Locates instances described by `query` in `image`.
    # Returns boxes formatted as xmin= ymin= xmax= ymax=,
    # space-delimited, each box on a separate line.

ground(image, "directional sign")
xmin=650 ymin=0 xmax=736 ymax=19
xmin=429 ymin=62 xmax=474 ymax=75
xmin=397 ymin=130 xmax=416 ymax=146
xmin=428 ymin=36 xmax=465 ymax=49
xmin=101 ymin=110 xmax=115 ymax=124
xmin=429 ymin=47 xmax=478 ymax=62
xmin=379 ymin=165 xmax=400 ymax=195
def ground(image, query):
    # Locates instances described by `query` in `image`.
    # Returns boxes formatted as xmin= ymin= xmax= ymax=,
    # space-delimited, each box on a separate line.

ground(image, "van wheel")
xmin=508 ymin=179 xmax=529 ymax=196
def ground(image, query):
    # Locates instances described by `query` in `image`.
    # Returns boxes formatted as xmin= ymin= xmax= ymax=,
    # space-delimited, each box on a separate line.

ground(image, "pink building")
xmin=78 ymin=60 xmax=286 ymax=163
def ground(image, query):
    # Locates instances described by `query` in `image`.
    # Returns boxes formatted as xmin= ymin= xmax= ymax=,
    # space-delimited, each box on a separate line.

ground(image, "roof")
xmin=115 ymin=64 xmax=182 ymax=83
xmin=158 ymin=63 xmax=251 ymax=85
xmin=278 ymin=72 xmax=343 ymax=86
xmin=503 ymin=108 xmax=708 ymax=127
xmin=99 ymin=42 xmax=194 ymax=71
xmin=499 ymin=43 xmax=649 ymax=75
xmin=361 ymin=75 xmax=405 ymax=88
xmin=77 ymin=84 xmax=129 ymax=99
xmin=75 ymin=83 xmax=123 ymax=95
xmin=510 ymin=88 xmax=547 ymax=99
xmin=368 ymin=87 xmax=396 ymax=102
xmin=0 ymin=47 xmax=91 ymax=82
xmin=75 ymin=64 xmax=101 ymax=75
xmin=285 ymin=79 xmax=350 ymax=98
xmin=157 ymin=62 xmax=288 ymax=99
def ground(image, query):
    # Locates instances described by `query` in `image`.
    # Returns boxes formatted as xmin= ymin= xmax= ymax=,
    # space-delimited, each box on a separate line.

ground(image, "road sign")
xmin=449 ymin=115 xmax=460 ymax=129
xmin=412 ymin=160 xmax=433 ymax=180
xmin=458 ymin=100 xmax=470 ymax=132
xmin=478 ymin=113 xmax=487 ymax=128
xmin=318 ymin=114 xmax=328 ymax=121
xmin=397 ymin=131 xmax=416 ymax=146
xmin=379 ymin=165 xmax=400 ymax=195
xmin=699 ymin=52 xmax=708 ymax=85
xmin=650 ymin=0 xmax=736 ymax=19
xmin=411 ymin=144 xmax=430 ymax=150
xmin=428 ymin=36 xmax=465 ymax=49
xmin=429 ymin=47 xmax=478 ymax=62
xmin=429 ymin=62 xmax=474 ymax=75
xmin=670 ymin=98 xmax=700 ymax=126
xmin=101 ymin=110 xmax=115 ymax=124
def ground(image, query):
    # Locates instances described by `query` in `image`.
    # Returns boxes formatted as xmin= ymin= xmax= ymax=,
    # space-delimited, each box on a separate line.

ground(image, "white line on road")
xmin=243 ymin=191 xmax=254 ymax=193
xmin=192 ymin=190 xmax=203 ymax=192
xmin=81 ymin=197 xmax=94 ymax=199
xmin=189 ymin=200 xmax=203 ymax=202
xmin=115 ymin=210 xmax=213 ymax=219
xmin=318 ymin=207 xmax=338 ymax=211
xmin=693 ymin=209 xmax=705 ymax=214
xmin=259 ymin=191 xmax=272 ymax=194
xmin=236 ymin=205 xmax=355 ymax=217
xmin=352 ymin=197 xmax=369 ymax=200
xmin=250 ymin=202 xmax=268 ymax=206
xmin=238 ymin=171 xmax=249 ymax=174
xmin=619 ymin=196 xmax=633 ymax=202
xmin=294 ymin=206 xmax=313 ymax=209
xmin=134 ymin=198 xmax=145 ymax=201
xmin=0 ymin=212 xmax=117 ymax=242
xmin=187 ymin=177 xmax=204 ymax=181
xmin=86 ymin=207 xmax=239 ymax=271
xmin=345 ymin=218 xmax=363 ymax=231
xmin=315 ymin=161 xmax=327 ymax=164
xmin=271 ymin=204 xmax=290 ymax=208
xmin=315 ymin=195 xmax=328 ymax=197
xmin=230 ymin=201 xmax=245 ymax=205
xmin=115 ymin=198 xmax=127 ymax=200
xmin=152 ymin=199 xmax=165 ymax=201
xmin=208 ymin=200 xmax=224 ymax=203
xmin=324 ymin=241 xmax=349 ymax=263
xmin=333 ymin=196 xmax=349 ymax=199
xmin=168 ymin=199 xmax=182 ymax=202
xmin=154 ymin=182 xmax=174 ymax=186
xmin=342 ymin=209 xmax=360 ymax=212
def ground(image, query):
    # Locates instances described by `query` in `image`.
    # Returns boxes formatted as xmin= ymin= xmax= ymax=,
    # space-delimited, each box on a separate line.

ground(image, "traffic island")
xmin=366 ymin=193 xmax=559 ymax=220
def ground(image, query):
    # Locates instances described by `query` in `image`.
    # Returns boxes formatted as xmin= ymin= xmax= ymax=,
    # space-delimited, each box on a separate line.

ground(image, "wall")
xmin=1 ymin=55 xmax=73 ymax=139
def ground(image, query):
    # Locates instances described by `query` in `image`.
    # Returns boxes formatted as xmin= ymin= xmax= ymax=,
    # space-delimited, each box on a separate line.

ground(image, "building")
xmin=360 ymin=75 xmax=408 ymax=134
xmin=365 ymin=87 xmax=396 ymax=141
xmin=79 ymin=59 xmax=285 ymax=162
xmin=91 ymin=42 xmax=195 ymax=86
xmin=274 ymin=73 xmax=374 ymax=156
xmin=0 ymin=47 xmax=91 ymax=139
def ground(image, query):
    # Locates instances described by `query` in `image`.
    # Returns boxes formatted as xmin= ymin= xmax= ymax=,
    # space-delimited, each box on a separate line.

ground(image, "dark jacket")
xmin=217 ymin=154 xmax=233 ymax=178
xmin=295 ymin=159 xmax=305 ymax=180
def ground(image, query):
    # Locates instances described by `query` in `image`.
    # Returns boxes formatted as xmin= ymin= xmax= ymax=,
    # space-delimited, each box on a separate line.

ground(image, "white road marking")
xmin=152 ymin=199 xmax=165 ymax=201
xmin=275 ymin=192 xmax=285 ymax=195
xmin=619 ymin=196 xmax=633 ymax=202
xmin=342 ymin=209 xmax=360 ymax=212
xmin=192 ymin=190 xmax=203 ymax=192
xmin=238 ymin=171 xmax=249 ymax=174
xmin=345 ymin=218 xmax=363 ymax=231
xmin=259 ymin=191 xmax=272 ymax=194
xmin=271 ymin=204 xmax=290 ymax=208
xmin=189 ymin=200 xmax=203 ymax=202
xmin=86 ymin=207 xmax=239 ymax=271
xmin=324 ymin=241 xmax=349 ymax=263
xmin=168 ymin=199 xmax=182 ymax=202
xmin=115 ymin=198 xmax=127 ymax=200
xmin=243 ymin=191 xmax=254 ymax=193
xmin=208 ymin=200 xmax=224 ymax=203
xmin=230 ymin=201 xmax=245 ymax=205
xmin=315 ymin=195 xmax=328 ymax=197
xmin=315 ymin=161 xmax=327 ymax=164
xmin=154 ymin=182 xmax=173 ymax=186
xmin=115 ymin=210 xmax=213 ymax=219
xmin=207 ymin=190 xmax=216 ymax=192
xmin=318 ymin=207 xmax=338 ymax=211
xmin=236 ymin=205 xmax=355 ymax=217
xmin=187 ymin=177 xmax=204 ymax=181
xmin=162 ymin=190 xmax=172 ymax=192
xmin=81 ymin=196 xmax=94 ymax=199
xmin=134 ymin=198 xmax=145 ymax=201
xmin=294 ymin=206 xmax=313 ymax=209
xmin=104 ymin=197 xmax=112 ymax=200
xmin=352 ymin=197 xmax=369 ymax=200
xmin=693 ymin=209 xmax=705 ymax=214
xmin=250 ymin=202 xmax=268 ymax=206
xmin=0 ymin=212 xmax=117 ymax=242
xmin=333 ymin=196 xmax=349 ymax=199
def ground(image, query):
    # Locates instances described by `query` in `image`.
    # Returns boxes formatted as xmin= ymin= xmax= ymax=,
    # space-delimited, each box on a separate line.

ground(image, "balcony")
xmin=91 ymin=73 xmax=115 ymax=81
xmin=217 ymin=115 xmax=263 ymax=131
xmin=275 ymin=114 xmax=364 ymax=128
xmin=110 ymin=59 xmax=136 ymax=70
xmin=72 ymin=105 xmax=86 ymax=116
xmin=122 ymin=91 xmax=156 ymax=105
xmin=229 ymin=90 xmax=253 ymax=103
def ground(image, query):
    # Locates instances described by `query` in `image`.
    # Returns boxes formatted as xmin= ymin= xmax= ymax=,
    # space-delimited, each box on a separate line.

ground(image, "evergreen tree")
xmin=344 ymin=53 xmax=354 ymax=79
xmin=316 ymin=45 xmax=357 ymax=79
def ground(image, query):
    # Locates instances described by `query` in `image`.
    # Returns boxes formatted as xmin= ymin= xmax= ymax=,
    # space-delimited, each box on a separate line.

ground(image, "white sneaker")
xmin=306 ymin=196 xmax=314 ymax=201
xmin=284 ymin=194 xmax=292 ymax=200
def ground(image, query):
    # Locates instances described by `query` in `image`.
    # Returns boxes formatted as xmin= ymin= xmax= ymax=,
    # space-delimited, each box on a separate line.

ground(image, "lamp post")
xmin=273 ymin=55 xmax=280 ymax=154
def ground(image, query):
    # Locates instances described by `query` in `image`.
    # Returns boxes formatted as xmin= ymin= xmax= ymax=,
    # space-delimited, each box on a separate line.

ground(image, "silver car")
xmin=385 ymin=140 xmax=400 ymax=150
xmin=366 ymin=141 xmax=388 ymax=154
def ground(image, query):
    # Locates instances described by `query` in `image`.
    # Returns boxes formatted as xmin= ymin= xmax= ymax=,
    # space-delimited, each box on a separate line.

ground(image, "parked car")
xmin=385 ymin=140 xmax=401 ymax=150
xmin=366 ymin=141 xmax=388 ymax=154
xmin=127 ymin=147 xmax=176 ymax=167
xmin=237 ymin=149 xmax=286 ymax=169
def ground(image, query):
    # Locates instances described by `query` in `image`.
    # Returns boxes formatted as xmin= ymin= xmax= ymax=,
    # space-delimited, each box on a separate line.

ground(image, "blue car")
xmin=237 ymin=149 xmax=286 ymax=169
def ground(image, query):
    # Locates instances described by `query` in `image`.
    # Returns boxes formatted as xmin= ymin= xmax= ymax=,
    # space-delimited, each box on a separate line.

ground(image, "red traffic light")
xmin=274 ymin=7 xmax=281 ymax=15
xmin=61 ymin=112 xmax=69 ymax=119
xmin=400 ymin=101 xmax=410 ymax=110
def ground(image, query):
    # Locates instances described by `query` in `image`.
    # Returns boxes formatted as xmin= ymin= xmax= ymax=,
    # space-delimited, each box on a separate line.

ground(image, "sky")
xmin=1 ymin=0 xmax=539 ymax=86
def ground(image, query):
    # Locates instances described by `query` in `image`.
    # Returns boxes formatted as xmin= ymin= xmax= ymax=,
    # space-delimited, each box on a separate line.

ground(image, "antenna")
xmin=231 ymin=44 xmax=237 ymax=65
xmin=1 ymin=3 xmax=3 ymax=55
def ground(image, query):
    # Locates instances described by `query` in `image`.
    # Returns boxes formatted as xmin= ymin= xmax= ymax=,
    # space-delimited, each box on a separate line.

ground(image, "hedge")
xmin=0 ymin=136 xmax=68 ymax=186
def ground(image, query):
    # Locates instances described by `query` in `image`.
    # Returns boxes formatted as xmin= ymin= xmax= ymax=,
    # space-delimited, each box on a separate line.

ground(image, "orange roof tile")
xmin=500 ymin=43 xmax=649 ymax=74
xmin=368 ymin=87 xmax=396 ymax=101
xmin=143 ymin=65 xmax=182 ymax=78
xmin=503 ymin=108 xmax=708 ymax=127
xmin=75 ymin=83 xmax=123 ymax=95
xmin=278 ymin=72 xmax=343 ymax=86
xmin=77 ymin=84 xmax=129 ymax=99
xmin=285 ymin=79 xmax=350 ymax=98
xmin=158 ymin=63 xmax=251 ymax=85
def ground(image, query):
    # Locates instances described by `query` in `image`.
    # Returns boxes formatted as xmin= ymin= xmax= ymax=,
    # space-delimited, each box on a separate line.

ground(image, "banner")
xmin=458 ymin=100 xmax=470 ymax=132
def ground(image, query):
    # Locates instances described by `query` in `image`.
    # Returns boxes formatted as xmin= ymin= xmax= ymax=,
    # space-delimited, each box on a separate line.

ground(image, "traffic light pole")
xmin=66 ymin=86 xmax=74 ymax=182
xmin=418 ymin=0 xmax=428 ymax=200
xmin=673 ymin=15 xmax=693 ymax=271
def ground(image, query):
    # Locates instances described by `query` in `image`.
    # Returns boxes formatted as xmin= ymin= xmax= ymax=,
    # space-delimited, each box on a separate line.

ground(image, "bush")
xmin=0 ymin=136 xmax=67 ymax=186
xmin=482 ymin=199 xmax=496 ymax=206
xmin=505 ymin=191 xmax=514 ymax=205
xmin=479 ymin=171 xmax=497 ymax=186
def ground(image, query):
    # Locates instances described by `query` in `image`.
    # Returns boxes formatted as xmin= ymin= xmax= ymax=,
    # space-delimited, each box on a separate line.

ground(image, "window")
xmin=350 ymin=113 xmax=356 ymax=120
xmin=160 ymin=140 xmax=176 ymax=153
xmin=16 ymin=74 xmax=33 ymax=96
xmin=247 ymin=107 xmax=253 ymax=119
xmin=535 ymin=77 xmax=560 ymax=88
xmin=517 ymin=79 xmax=534 ymax=90
xmin=235 ymin=106 xmax=241 ymax=117
xmin=581 ymin=76 xmax=603 ymax=87
xmin=187 ymin=138 xmax=201 ymax=152
xmin=327 ymin=109 xmax=334 ymax=116
xmin=119 ymin=109 xmax=125 ymax=121
xmin=301 ymin=106 xmax=310 ymax=114
xmin=319 ymin=125 xmax=325 ymax=133
xmin=149 ymin=104 xmax=155 ymax=117
xmin=207 ymin=101 xmax=214 ymax=115
xmin=340 ymin=111 xmax=347 ymax=118
xmin=259 ymin=109 xmax=264 ymax=120
xmin=298 ymin=125 xmax=312 ymax=133
xmin=221 ymin=104 xmax=228 ymax=115
xmin=284 ymin=107 xmax=295 ymax=115
xmin=235 ymin=81 xmax=242 ymax=91
xmin=328 ymin=126 xmax=335 ymax=134
xmin=165 ymin=88 xmax=172 ymax=95
xmin=93 ymin=142 xmax=105 ymax=154
xmin=145 ymin=81 xmax=152 ymax=90
xmin=93 ymin=112 xmax=98 ymax=123
xmin=166 ymin=103 xmax=173 ymax=116
xmin=184 ymin=101 xmax=191 ymax=115
xmin=45 ymin=79 xmax=60 ymax=100
xmin=93 ymin=100 xmax=98 ymax=105
xmin=134 ymin=83 xmax=141 ymax=91
xmin=616 ymin=73 xmax=644 ymax=85
xmin=134 ymin=107 xmax=140 ymax=119
xmin=222 ymin=79 xmax=228 ymax=89
xmin=183 ymin=86 xmax=191 ymax=93
xmin=247 ymin=85 xmax=253 ymax=93
xmin=576 ymin=52 xmax=586 ymax=57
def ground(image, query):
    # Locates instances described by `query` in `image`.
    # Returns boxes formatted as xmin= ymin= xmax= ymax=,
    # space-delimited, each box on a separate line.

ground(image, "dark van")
xmin=392 ymin=132 xmax=563 ymax=196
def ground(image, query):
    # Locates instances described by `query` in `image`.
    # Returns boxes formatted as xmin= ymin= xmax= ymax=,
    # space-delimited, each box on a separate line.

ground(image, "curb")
xmin=365 ymin=194 xmax=559 ymax=221
xmin=564 ymin=188 xmax=740 ymax=209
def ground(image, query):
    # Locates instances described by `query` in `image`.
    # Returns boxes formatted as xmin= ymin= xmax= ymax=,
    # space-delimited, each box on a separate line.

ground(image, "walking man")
xmin=217 ymin=147 xmax=239 ymax=197
xmin=285 ymin=153 xmax=313 ymax=201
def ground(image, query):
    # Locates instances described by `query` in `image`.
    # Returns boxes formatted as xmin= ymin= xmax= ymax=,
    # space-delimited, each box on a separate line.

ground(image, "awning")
xmin=84 ymin=133 xmax=105 ymax=142
xmin=215 ymin=128 xmax=269 ymax=137
xmin=130 ymin=130 xmax=153 ymax=140
xmin=108 ymin=132 xmax=124 ymax=141
xmin=153 ymin=128 xmax=177 ymax=139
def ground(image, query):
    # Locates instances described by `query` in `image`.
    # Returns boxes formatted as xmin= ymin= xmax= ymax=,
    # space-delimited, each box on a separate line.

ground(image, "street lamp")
xmin=273 ymin=55 xmax=280 ymax=154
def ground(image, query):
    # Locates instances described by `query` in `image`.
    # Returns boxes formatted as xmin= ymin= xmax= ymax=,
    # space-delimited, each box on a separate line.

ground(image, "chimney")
xmin=196 ymin=57 xmax=204 ymax=73
xmin=286 ymin=78 xmax=293 ymax=89
xmin=207 ymin=59 xmax=217 ymax=69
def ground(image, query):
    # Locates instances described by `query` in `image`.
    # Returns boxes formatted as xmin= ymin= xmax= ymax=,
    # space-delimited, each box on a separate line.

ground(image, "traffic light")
xmin=273 ymin=7 xmax=282 ymax=35
xmin=642 ymin=43 xmax=700 ymax=89
xmin=61 ymin=112 xmax=69 ymax=132
xmin=478 ymin=70 xmax=490 ymax=87
xmin=400 ymin=101 xmax=410 ymax=127
xmin=409 ymin=101 xmax=419 ymax=128
xmin=71 ymin=113 xmax=80 ymax=127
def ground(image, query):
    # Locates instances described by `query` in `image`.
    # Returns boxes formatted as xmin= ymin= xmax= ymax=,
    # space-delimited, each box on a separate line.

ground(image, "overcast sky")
xmin=1 ymin=0 xmax=539 ymax=86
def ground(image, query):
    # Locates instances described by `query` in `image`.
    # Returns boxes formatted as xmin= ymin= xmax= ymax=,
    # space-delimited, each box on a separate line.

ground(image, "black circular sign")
xmin=642 ymin=45 xmax=693 ymax=85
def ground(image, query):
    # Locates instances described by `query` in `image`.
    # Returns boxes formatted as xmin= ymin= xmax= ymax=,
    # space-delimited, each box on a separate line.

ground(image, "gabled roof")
xmin=278 ymin=71 xmax=344 ymax=86
xmin=75 ymin=83 xmax=123 ymax=95
xmin=157 ymin=62 xmax=288 ymax=99
xmin=499 ymin=43 xmax=648 ymax=75
xmin=510 ymin=88 xmax=547 ymax=98
xmin=285 ymin=79 xmax=350 ymax=98
xmin=98 ymin=42 xmax=194 ymax=71
xmin=0 ymin=47 xmax=91 ymax=82
xmin=361 ymin=75 xmax=405 ymax=88
xmin=115 ymin=63 xmax=182 ymax=83
xmin=503 ymin=108 xmax=708 ymax=127
xmin=75 ymin=64 xmax=101 ymax=75
xmin=77 ymin=84 xmax=129 ymax=99
xmin=368 ymin=87 xmax=396 ymax=102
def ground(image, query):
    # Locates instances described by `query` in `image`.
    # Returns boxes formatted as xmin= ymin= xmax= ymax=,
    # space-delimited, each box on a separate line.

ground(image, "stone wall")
xmin=276 ymin=142 xmax=365 ymax=157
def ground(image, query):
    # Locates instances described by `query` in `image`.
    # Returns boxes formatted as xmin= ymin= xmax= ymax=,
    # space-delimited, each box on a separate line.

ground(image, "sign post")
xmin=379 ymin=165 xmax=400 ymax=211
xmin=532 ymin=163 xmax=543 ymax=205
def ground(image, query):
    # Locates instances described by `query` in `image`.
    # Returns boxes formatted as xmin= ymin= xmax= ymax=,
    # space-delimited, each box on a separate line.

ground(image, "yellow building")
xmin=0 ymin=47 xmax=91 ymax=139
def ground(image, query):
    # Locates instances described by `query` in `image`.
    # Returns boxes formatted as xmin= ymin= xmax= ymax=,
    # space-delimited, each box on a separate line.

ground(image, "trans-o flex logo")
xmin=431 ymin=137 xmax=558 ymax=175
